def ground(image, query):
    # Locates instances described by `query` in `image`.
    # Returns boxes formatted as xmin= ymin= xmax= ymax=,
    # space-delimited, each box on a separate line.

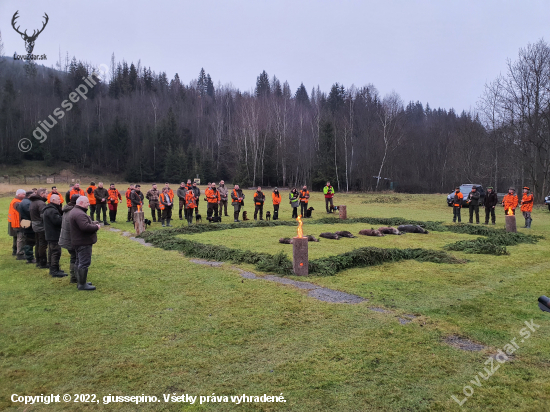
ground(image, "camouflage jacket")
xmin=146 ymin=188 xmax=160 ymax=203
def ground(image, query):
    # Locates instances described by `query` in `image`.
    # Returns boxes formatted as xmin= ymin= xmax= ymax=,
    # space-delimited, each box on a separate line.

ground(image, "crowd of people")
xmin=451 ymin=186 xmax=534 ymax=228
xmin=6 ymin=181 xmax=337 ymax=292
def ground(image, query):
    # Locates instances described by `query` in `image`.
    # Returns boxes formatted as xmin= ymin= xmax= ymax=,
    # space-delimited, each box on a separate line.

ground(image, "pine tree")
xmin=206 ymin=74 xmax=215 ymax=98
xmin=295 ymin=83 xmax=309 ymax=105
xmin=197 ymin=68 xmax=207 ymax=96
xmin=255 ymin=70 xmax=270 ymax=97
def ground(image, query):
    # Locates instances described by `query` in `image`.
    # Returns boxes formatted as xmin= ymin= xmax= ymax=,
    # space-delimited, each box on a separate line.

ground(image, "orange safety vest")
xmin=47 ymin=191 xmax=64 ymax=204
xmin=521 ymin=193 xmax=534 ymax=212
xmin=272 ymin=192 xmax=281 ymax=205
xmin=8 ymin=198 xmax=21 ymax=229
xmin=299 ymin=190 xmax=310 ymax=204
xmin=164 ymin=188 xmax=174 ymax=199
xmin=233 ymin=189 xmax=243 ymax=203
xmin=206 ymin=188 xmax=221 ymax=204
xmin=185 ymin=190 xmax=197 ymax=209
xmin=70 ymin=188 xmax=85 ymax=199
xmin=108 ymin=189 xmax=121 ymax=204
xmin=452 ymin=191 xmax=463 ymax=207
xmin=159 ymin=192 xmax=174 ymax=210
xmin=86 ymin=186 xmax=97 ymax=205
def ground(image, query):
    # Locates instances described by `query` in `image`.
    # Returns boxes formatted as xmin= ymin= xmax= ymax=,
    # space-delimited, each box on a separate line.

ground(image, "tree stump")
xmin=505 ymin=215 xmax=517 ymax=233
xmin=134 ymin=211 xmax=145 ymax=235
xmin=292 ymin=237 xmax=309 ymax=276
xmin=339 ymin=205 xmax=347 ymax=220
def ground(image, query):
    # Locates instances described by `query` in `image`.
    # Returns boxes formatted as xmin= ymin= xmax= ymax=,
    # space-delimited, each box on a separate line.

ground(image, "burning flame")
xmin=506 ymin=208 xmax=513 ymax=216
xmin=296 ymin=215 xmax=303 ymax=238
xmin=137 ymin=205 xmax=141 ymax=212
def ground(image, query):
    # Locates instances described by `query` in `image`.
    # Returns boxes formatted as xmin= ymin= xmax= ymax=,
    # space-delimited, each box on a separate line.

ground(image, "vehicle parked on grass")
xmin=545 ymin=194 xmax=550 ymax=211
xmin=446 ymin=184 xmax=485 ymax=207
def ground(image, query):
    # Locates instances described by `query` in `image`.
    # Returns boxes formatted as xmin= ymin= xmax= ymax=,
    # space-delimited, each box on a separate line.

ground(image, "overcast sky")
xmin=1 ymin=0 xmax=549 ymax=112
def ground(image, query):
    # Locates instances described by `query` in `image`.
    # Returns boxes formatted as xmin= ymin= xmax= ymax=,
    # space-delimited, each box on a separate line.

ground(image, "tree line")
xmin=1 ymin=38 xmax=549 ymax=198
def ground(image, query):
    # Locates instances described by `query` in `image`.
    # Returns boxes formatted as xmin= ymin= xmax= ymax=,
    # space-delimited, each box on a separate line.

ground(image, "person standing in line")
xmin=47 ymin=186 xmax=64 ymax=205
xmin=8 ymin=189 xmax=26 ymax=258
xmin=68 ymin=196 xmax=100 ymax=291
xmin=70 ymin=183 xmax=86 ymax=214
xmin=159 ymin=187 xmax=174 ymax=227
xmin=29 ymin=188 xmax=49 ymax=268
xmin=65 ymin=184 xmax=74 ymax=204
xmin=323 ymin=181 xmax=335 ymax=213
xmin=59 ymin=194 xmax=83 ymax=284
xmin=146 ymin=184 xmax=161 ymax=223
xmin=466 ymin=186 xmax=480 ymax=224
xmin=299 ymin=185 xmax=310 ymax=218
xmin=484 ymin=186 xmax=498 ymax=225
xmin=289 ymin=187 xmax=299 ymax=219
xmin=218 ymin=180 xmax=229 ymax=217
xmin=192 ymin=182 xmax=201 ymax=216
xmin=177 ymin=182 xmax=187 ymax=220
xmin=107 ymin=183 xmax=122 ymax=223
xmin=502 ymin=187 xmax=519 ymax=215
xmin=93 ymin=182 xmax=110 ymax=225
xmin=520 ymin=186 xmax=534 ymax=228
xmin=86 ymin=182 xmax=97 ymax=218
xmin=42 ymin=194 xmax=67 ymax=278
xmin=231 ymin=184 xmax=245 ymax=222
xmin=452 ymin=187 xmax=463 ymax=223
xmin=164 ymin=183 xmax=174 ymax=200
xmin=18 ymin=191 xmax=37 ymax=264
xmin=272 ymin=188 xmax=281 ymax=220
xmin=125 ymin=184 xmax=135 ymax=222
xmin=184 ymin=186 xmax=197 ymax=226
xmin=206 ymin=182 xmax=221 ymax=219
xmin=253 ymin=186 xmax=265 ymax=220
xmin=130 ymin=184 xmax=144 ymax=215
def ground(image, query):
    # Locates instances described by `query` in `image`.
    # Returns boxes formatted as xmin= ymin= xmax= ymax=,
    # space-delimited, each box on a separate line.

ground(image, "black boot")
xmin=234 ymin=211 xmax=240 ymax=222
xmin=104 ymin=220 xmax=110 ymax=226
xmin=50 ymin=265 xmax=68 ymax=278
xmin=69 ymin=263 xmax=77 ymax=284
xmin=167 ymin=219 xmax=172 ymax=227
xmin=77 ymin=268 xmax=96 ymax=291
xmin=162 ymin=219 xmax=165 ymax=227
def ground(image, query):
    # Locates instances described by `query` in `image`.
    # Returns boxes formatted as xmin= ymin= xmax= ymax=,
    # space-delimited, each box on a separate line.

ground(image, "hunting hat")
xmin=509 ymin=187 xmax=515 ymax=191
xmin=487 ymin=186 xmax=493 ymax=189
xmin=523 ymin=186 xmax=530 ymax=190
xmin=455 ymin=186 xmax=460 ymax=190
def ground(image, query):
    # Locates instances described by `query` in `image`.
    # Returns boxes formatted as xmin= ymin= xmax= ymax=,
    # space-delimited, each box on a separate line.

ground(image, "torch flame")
xmin=137 ymin=205 xmax=141 ymax=212
xmin=506 ymin=208 xmax=513 ymax=216
xmin=296 ymin=215 xmax=303 ymax=238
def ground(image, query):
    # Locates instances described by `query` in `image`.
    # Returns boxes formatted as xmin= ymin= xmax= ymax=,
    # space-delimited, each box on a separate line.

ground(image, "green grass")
xmin=1 ymin=190 xmax=550 ymax=411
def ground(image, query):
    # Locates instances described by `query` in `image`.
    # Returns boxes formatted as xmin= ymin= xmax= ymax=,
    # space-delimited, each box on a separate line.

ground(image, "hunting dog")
xmin=195 ymin=214 xmax=202 ymax=223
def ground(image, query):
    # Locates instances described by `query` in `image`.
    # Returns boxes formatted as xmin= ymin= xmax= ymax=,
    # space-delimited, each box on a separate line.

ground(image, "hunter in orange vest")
xmin=205 ymin=183 xmax=221 ymax=220
xmin=125 ymin=184 xmax=135 ymax=222
xmin=8 ymin=189 xmax=26 ymax=256
xmin=520 ymin=186 xmax=534 ymax=228
xmin=272 ymin=188 xmax=281 ymax=220
xmin=47 ymin=187 xmax=64 ymax=205
xmin=299 ymin=186 xmax=310 ymax=218
xmin=502 ymin=187 xmax=518 ymax=215
xmin=159 ymin=188 xmax=174 ymax=227
xmin=107 ymin=184 xmax=122 ymax=223
xmin=184 ymin=189 xmax=196 ymax=226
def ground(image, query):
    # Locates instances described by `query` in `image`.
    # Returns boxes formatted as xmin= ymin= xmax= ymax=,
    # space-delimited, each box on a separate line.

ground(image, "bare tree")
xmin=376 ymin=92 xmax=404 ymax=190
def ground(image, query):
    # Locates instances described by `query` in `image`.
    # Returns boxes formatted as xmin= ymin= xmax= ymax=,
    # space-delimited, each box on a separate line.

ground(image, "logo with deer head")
xmin=11 ymin=11 xmax=49 ymax=54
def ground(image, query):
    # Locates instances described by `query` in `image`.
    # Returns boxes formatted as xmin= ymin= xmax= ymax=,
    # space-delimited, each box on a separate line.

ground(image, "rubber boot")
xmin=234 ymin=211 xmax=240 ymax=222
xmin=50 ymin=265 xmax=67 ymax=278
xmin=104 ymin=220 xmax=110 ymax=226
xmin=167 ymin=219 xmax=172 ymax=227
xmin=523 ymin=219 xmax=529 ymax=228
xmin=528 ymin=218 xmax=532 ymax=228
xmin=77 ymin=268 xmax=96 ymax=291
xmin=69 ymin=263 xmax=77 ymax=284
xmin=162 ymin=219 xmax=165 ymax=227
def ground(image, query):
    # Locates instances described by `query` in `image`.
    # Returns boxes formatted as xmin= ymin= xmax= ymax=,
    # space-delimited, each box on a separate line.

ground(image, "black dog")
xmin=266 ymin=211 xmax=271 ymax=221
xmin=144 ymin=218 xmax=152 ymax=228
xmin=305 ymin=207 xmax=314 ymax=218
xmin=207 ymin=216 xmax=222 ymax=223
xmin=330 ymin=205 xmax=339 ymax=212
xmin=195 ymin=214 xmax=202 ymax=223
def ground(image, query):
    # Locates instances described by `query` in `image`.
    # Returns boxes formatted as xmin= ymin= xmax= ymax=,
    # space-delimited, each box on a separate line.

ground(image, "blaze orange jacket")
xmin=185 ymin=190 xmax=196 ymax=209
xmin=159 ymin=192 xmax=174 ymax=210
xmin=125 ymin=189 xmax=132 ymax=207
xmin=47 ymin=191 xmax=64 ymax=204
xmin=299 ymin=190 xmax=310 ymax=203
xmin=205 ymin=188 xmax=221 ymax=204
xmin=272 ymin=192 xmax=281 ymax=205
xmin=503 ymin=194 xmax=518 ymax=210
xmin=8 ymin=198 xmax=21 ymax=229
xmin=452 ymin=191 xmax=463 ymax=207
xmin=86 ymin=186 xmax=97 ymax=205
xmin=108 ymin=189 xmax=122 ymax=204
xmin=521 ymin=193 xmax=534 ymax=212
xmin=70 ymin=188 xmax=85 ymax=200
xmin=253 ymin=191 xmax=265 ymax=206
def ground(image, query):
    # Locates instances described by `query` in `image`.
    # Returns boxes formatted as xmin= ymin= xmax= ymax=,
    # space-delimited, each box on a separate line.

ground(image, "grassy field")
xmin=1 ymin=188 xmax=550 ymax=411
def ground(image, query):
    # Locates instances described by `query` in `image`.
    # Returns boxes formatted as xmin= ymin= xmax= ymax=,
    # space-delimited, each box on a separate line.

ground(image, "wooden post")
xmin=339 ymin=205 xmax=347 ymax=220
xmin=505 ymin=215 xmax=517 ymax=233
xmin=134 ymin=211 xmax=145 ymax=235
xmin=292 ymin=237 xmax=309 ymax=276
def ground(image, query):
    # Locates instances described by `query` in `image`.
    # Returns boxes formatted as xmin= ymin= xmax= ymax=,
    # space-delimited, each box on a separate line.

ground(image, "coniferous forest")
xmin=2 ymin=39 xmax=550 ymax=199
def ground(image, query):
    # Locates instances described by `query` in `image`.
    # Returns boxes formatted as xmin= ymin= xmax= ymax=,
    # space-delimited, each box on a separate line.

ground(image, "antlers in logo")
xmin=11 ymin=11 xmax=49 ymax=54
